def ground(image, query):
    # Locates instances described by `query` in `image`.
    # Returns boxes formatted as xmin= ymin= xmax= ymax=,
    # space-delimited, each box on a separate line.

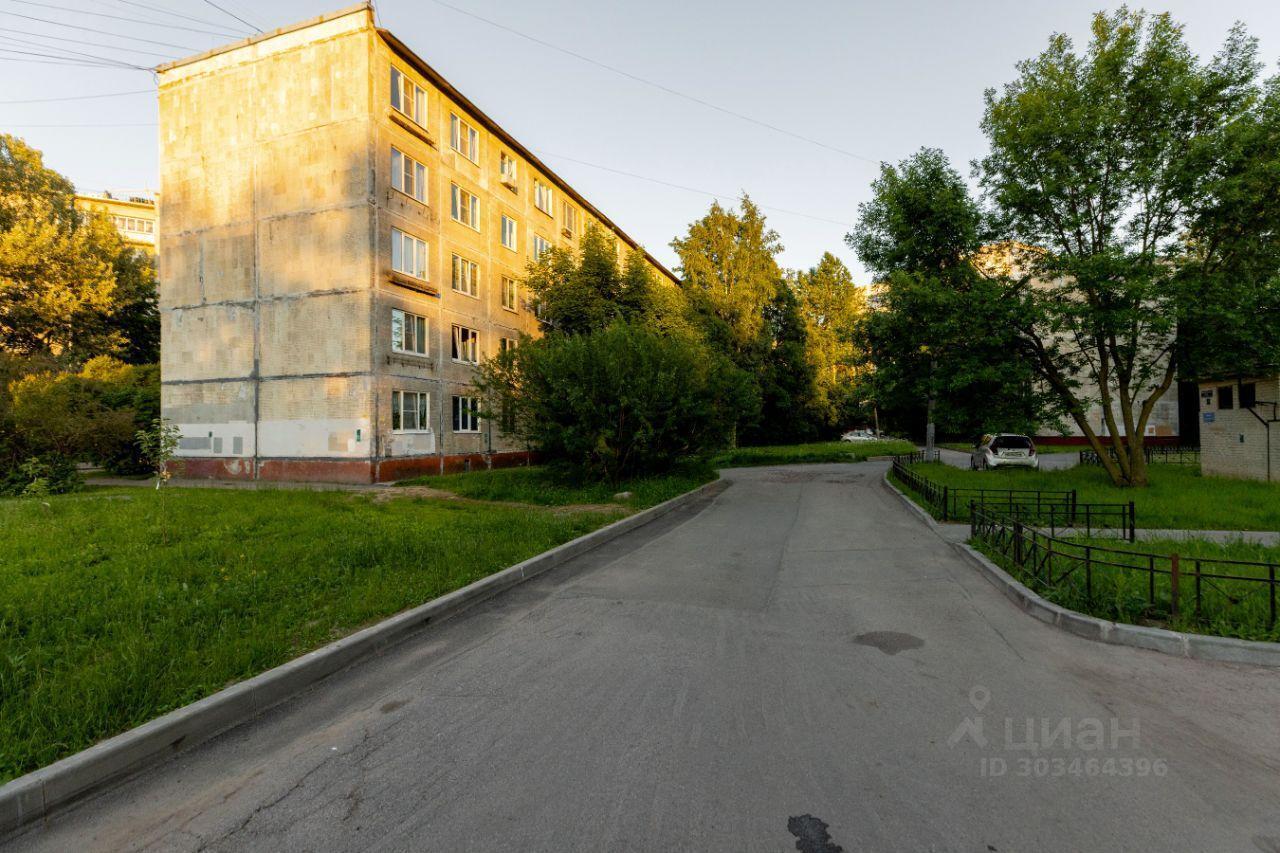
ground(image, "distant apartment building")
xmin=156 ymin=4 xmax=677 ymax=483
xmin=74 ymin=193 xmax=157 ymax=253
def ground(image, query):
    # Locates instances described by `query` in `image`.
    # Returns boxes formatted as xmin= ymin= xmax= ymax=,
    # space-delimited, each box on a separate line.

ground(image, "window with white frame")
xmin=498 ymin=336 xmax=517 ymax=354
xmin=561 ymin=202 xmax=577 ymax=237
xmin=534 ymin=179 xmax=554 ymax=214
xmin=451 ymin=324 xmax=479 ymax=364
xmin=391 ymin=308 xmax=428 ymax=356
xmin=451 ymin=253 xmax=479 ymax=297
xmin=532 ymin=234 xmax=551 ymax=261
xmin=501 ymin=276 xmax=518 ymax=311
xmin=390 ymin=66 xmax=426 ymax=127
xmin=449 ymin=113 xmax=479 ymax=162
xmin=391 ymin=147 xmax=426 ymax=202
xmin=452 ymin=395 xmax=480 ymax=432
xmin=499 ymin=151 xmax=518 ymax=186
xmin=391 ymin=228 xmax=428 ymax=280
xmin=450 ymin=183 xmax=479 ymax=230
xmin=391 ymin=390 xmax=430 ymax=432
xmin=500 ymin=214 xmax=518 ymax=251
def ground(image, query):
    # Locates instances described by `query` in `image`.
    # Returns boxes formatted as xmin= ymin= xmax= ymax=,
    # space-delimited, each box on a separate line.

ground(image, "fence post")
xmin=1194 ymin=560 xmax=1202 ymax=619
xmin=1070 ymin=490 xmax=1078 ymax=523
xmin=942 ymin=485 xmax=950 ymax=522
xmin=1013 ymin=520 xmax=1024 ymax=568
xmin=1170 ymin=553 xmax=1180 ymax=621
xmin=1128 ymin=501 xmax=1136 ymax=543
xmin=1084 ymin=545 xmax=1092 ymax=604
xmin=1271 ymin=566 xmax=1277 ymax=630
xmin=969 ymin=501 xmax=976 ymax=538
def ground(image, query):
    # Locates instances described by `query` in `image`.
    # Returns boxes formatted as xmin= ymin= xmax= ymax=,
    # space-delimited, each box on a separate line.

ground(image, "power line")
xmin=537 ymin=150 xmax=856 ymax=228
xmin=0 ymin=44 xmax=148 ymax=69
xmin=201 ymin=0 xmax=260 ymax=34
xmin=10 ymin=0 xmax=241 ymax=37
xmin=425 ymin=0 xmax=883 ymax=166
xmin=3 ymin=121 xmax=157 ymax=126
xmin=0 ymin=10 xmax=200 ymax=50
xmin=111 ymin=0 xmax=253 ymax=34
xmin=0 ymin=87 xmax=152 ymax=103
xmin=0 ymin=26 xmax=177 ymax=59
xmin=0 ymin=54 xmax=142 ymax=66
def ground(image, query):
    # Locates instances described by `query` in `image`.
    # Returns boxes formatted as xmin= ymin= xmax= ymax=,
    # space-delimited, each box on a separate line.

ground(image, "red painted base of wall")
xmin=170 ymin=452 xmax=538 ymax=485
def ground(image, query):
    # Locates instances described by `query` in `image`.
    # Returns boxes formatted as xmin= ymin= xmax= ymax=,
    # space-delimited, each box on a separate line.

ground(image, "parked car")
xmin=841 ymin=429 xmax=879 ymax=443
xmin=971 ymin=433 xmax=1039 ymax=470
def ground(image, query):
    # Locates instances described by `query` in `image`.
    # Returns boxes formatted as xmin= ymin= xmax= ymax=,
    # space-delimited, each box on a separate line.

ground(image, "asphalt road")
xmin=7 ymin=462 xmax=1280 ymax=853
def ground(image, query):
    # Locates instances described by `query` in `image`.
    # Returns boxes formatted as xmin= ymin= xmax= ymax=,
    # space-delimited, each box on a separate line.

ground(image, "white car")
xmin=971 ymin=433 xmax=1040 ymax=470
xmin=841 ymin=429 xmax=879 ymax=443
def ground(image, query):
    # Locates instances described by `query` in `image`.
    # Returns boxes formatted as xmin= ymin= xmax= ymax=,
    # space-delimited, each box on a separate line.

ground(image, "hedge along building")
xmin=157 ymin=4 xmax=678 ymax=483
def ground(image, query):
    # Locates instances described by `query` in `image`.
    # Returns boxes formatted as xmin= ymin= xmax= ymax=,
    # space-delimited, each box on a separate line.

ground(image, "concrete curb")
xmin=0 ymin=477 xmax=728 ymax=838
xmin=881 ymin=469 xmax=1280 ymax=668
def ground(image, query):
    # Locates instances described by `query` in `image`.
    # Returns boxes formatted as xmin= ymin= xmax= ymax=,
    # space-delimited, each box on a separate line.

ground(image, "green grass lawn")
xmin=396 ymin=462 xmax=716 ymax=509
xmin=712 ymin=439 xmax=916 ymax=468
xmin=974 ymin=534 xmax=1280 ymax=642
xmin=903 ymin=461 xmax=1280 ymax=531
xmin=0 ymin=487 xmax=626 ymax=784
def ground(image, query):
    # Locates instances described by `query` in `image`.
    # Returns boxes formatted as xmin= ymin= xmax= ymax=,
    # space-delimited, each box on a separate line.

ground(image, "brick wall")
xmin=1199 ymin=377 xmax=1280 ymax=481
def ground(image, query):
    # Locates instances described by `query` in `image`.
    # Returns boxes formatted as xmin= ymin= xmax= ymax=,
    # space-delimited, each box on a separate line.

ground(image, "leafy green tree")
xmin=477 ymin=322 xmax=755 ymax=482
xmin=671 ymin=197 xmax=826 ymax=443
xmin=978 ymin=10 xmax=1264 ymax=485
xmin=792 ymin=253 xmax=868 ymax=430
xmin=849 ymin=149 xmax=1052 ymax=442
xmin=0 ymin=134 xmax=158 ymax=365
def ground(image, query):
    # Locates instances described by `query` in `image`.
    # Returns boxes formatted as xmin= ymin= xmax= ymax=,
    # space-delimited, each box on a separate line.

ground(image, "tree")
xmin=849 ymin=149 xmax=1053 ymax=442
xmin=477 ymin=322 xmax=754 ymax=482
xmin=793 ymin=253 xmax=868 ymax=430
xmin=0 ymin=134 xmax=158 ymax=366
xmin=978 ymin=10 xmax=1264 ymax=485
xmin=671 ymin=196 xmax=825 ymax=443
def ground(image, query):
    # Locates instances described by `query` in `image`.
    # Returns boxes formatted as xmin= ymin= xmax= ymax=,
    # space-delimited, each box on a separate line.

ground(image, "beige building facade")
xmin=74 ymin=193 xmax=157 ymax=253
xmin=1198 ymin=376 xmax=1280 ymax=481
xmin=156 ymin=4 xmax=677 ymax=482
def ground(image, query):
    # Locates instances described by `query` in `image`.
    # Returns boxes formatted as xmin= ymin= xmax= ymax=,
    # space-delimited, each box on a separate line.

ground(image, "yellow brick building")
xmin=74 ymin=193 xmax=157 ymax=254
xmin=157 ymin=4 xmax=677 ymax=483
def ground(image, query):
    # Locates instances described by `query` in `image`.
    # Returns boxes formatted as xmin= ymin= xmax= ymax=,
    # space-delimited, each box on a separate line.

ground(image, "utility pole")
xmin=925 ymin=354 xmax=937 ymax=460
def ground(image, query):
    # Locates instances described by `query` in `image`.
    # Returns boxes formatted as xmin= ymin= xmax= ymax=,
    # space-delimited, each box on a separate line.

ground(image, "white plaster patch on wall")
xmin=258 ymin=417 xmax=373 ymax=458
xmin=386 ymin=430 xmax=436 ymax=457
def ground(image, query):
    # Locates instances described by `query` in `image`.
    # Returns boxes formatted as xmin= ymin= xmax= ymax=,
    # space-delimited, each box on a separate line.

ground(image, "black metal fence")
xmin=889 ymin=454 xmax=1135 ymax=538
xmin=971 ymin=506 xmax=1279 ymax=633
xmin=1078 ymin=445 xmax=1201 ymax=467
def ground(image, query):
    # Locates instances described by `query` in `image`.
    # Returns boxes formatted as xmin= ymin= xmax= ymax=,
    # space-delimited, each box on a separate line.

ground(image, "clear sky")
xmin=3 ymin=0 xmax=1278 ymax=280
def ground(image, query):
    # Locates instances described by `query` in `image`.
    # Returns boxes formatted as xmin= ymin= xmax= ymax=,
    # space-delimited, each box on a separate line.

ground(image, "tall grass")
xmin=0 ymin=488 xmax=621 ymax=783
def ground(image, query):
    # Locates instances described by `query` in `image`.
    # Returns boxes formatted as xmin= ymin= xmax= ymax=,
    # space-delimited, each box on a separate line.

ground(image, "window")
xmin=391 ymin=390 xmax=430 ymax=432
xmin=1218 ymin=386 xmax=1234 ymax=410
xmin=449 ymin=114 xmax=479 ymax=162
xmin=499 ymin=399 xmax=516 ymax=433
xmin=562 ymin=202 xmax=577 ymax=237
xmin=451 ymin=254 xmax=479 ymax=297
xmin=501 ymin=215 xmax=518 ymax=251
xmin=532 ymin=234 xmax=551 ymax=260
xmin=391 ymin=308 xmax=428 ymax=356
xmin=451 ymin=324 xmax=479 ymax=364
xmin=1240 ymin=382 xmax=1257 ymax=409
xmin=499 ymin=151 xmax=518 ymax=186
xmin=501 ymin=276 xmax=518 ymax=311
xmin=391 ymin=147 xmax=426 ymax=202
xmin=498 ymin=336 xmax=517 ymax=354
xmin=391 ymin=228 xmax=428 ymax=280
xmin=534 ymin=179 xmax=553 ymax=214
xmin=390 ymin=66 xmax=426 ymax=126
xmin=450 ymin=183 xmax=480 ymax=230
xmin=113 ymin=215 xmax=153 ymax=234
xmin=452 ymin=395 xmax=480 ymax=432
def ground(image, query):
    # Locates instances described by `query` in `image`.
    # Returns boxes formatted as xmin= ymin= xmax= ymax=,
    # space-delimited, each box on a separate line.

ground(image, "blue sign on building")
xmin=1203 ymin=411 xmax=1216 ymax=423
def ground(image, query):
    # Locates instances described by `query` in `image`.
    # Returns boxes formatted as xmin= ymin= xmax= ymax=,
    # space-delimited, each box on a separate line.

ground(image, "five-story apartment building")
xmin=157 ymin=4 xmax=677 ymax=482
